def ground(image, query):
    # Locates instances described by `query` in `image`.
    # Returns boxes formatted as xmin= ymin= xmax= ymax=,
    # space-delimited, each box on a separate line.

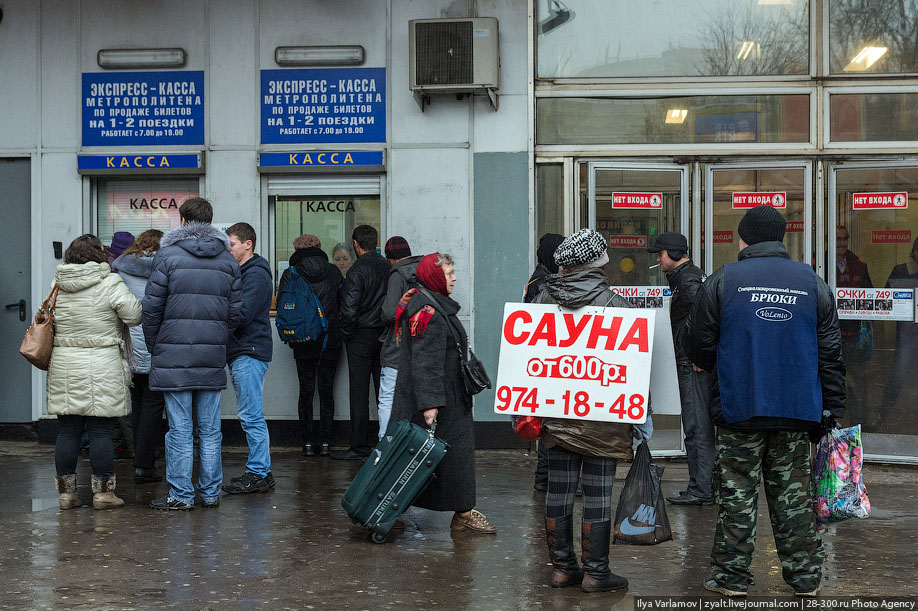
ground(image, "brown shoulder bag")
xmin=20 ymin=285 xmax=59 ymax=370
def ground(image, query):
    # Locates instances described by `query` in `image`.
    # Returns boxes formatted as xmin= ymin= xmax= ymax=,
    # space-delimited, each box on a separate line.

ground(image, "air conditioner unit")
xmin=409 ymin=17 xmax=500 ymax=110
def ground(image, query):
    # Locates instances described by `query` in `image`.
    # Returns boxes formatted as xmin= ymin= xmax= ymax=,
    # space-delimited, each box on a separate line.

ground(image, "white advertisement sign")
xmin=836 ymin=288 xmax=914 ymax=321
xmin=494 ymin=304 xmax=655 ymax=423
xmin=610 ymin=286 xmax=671 ymax=309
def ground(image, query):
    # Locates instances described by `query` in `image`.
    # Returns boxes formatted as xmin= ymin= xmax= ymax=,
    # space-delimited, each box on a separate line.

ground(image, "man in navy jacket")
xmin=144 ymin=198 xmax=243 ymax=510
xmin=223 ymin=222 xmax=275 ymax=494
xmin=684 ymin=205 xmax=845 ymax=598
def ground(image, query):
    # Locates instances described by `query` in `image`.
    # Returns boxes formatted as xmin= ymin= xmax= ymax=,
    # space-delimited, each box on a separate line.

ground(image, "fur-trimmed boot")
xmin=56 ymin=474 xmax=79 ymax=510
xmin=91 ymin=474 xmax=124 ymax=509
xmin=580 ymin=521 xmax=628 ymax=593
xmin=546 ymin=516 xmax=583 ymax=587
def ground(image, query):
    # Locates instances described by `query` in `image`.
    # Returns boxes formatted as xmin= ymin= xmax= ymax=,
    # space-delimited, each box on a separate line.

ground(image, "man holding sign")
xmin=684 ymin=205 xmax=845 ymax=598
xmin=499 ymin=228 xmax=644 ymax=593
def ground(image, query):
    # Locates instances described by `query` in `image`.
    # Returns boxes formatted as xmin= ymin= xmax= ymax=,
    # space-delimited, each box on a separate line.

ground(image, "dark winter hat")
xmin=738 ymin=205 xmax=786 ymax=245
xmin=108 ymin=231 xmax=135 ymax=256
xmin=537 ymin=233 xmax=565 ymax=274
xmin=554 ymin=228 xmax=608 ymax=268
xmin=384 ymin=236 xmax=411 ymax=259
xmin=647 ymin=232 xmax=688 ymax=254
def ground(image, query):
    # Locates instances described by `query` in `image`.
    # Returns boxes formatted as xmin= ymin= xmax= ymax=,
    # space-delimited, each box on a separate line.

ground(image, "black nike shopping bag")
xmin=613 ymin=440 xmax=672 ymax=545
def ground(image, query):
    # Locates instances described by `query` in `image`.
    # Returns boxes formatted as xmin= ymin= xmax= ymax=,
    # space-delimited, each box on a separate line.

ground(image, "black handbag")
xmin=419 ymin=288 xmax=492 ymax=396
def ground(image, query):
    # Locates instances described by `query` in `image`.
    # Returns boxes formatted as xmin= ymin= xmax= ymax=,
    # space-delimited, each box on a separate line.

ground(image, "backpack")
xmin=275 ymin=268 xmax=328 ymax=350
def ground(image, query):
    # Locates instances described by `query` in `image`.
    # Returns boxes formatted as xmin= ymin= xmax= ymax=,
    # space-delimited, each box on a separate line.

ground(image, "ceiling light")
xmin=275 ymin=46 xmax=365 ymax=66
xmin=844 ymin=46 xmax=888 ymax=72
xmin=665 ymin=109 xmax=688 ymax=124
xmin=757 ymin=0 xmax=793 ymax=5
xmin=97 ymin=48 xmax=186 ymax=69
xmin=736 ymin=41 xmax=761 ymax=61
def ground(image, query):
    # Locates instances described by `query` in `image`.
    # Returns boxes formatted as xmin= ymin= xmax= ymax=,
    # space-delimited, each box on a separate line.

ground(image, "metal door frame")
xmin=704 ymin=160 xmax=814 ymax=275
xmin=586 ymin=160 xmax=690 ymax=233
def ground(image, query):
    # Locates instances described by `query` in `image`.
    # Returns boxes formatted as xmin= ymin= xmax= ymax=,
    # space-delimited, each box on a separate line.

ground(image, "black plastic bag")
xmin=613 ymin=440 xmax=672 ymax=545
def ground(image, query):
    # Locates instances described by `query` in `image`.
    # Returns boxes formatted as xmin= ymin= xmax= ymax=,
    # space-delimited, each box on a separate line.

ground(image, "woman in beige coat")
xmin=51 ymin=234 xmax=142 ymax=510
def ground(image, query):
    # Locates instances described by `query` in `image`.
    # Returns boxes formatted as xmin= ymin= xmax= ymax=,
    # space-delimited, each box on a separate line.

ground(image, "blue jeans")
xmin=229 ymin=356 xmax=271 ymax=477
xmin=164 ymin=390 xmax=223 ymax=503
xmin=377 ymin=366 xmax=397 ymax=440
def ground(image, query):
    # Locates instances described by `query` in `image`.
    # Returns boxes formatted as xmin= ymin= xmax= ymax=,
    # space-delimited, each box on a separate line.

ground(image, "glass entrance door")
xmin=829 ymin=162 xmax=918 ymax=460
xmin=588 ymin=161 xmax=689 ymax=455
xmin=704 ymin=161 xmax=812 ymax=274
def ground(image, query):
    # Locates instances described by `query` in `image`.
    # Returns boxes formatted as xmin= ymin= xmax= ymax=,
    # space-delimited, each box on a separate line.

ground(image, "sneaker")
xmin=703 ymin=578 xmax=746 ymax=598
xmin=667 ymin=493 xmax=715 ymax=506
xmin=201 ymin=497 xmax=220 ymax=509
xmin=319 ymin=442 xmax=330 ymax=456
xmin=302 ymin=443 xmax=314 ymax=457
xmin=533 ymin=480 xmax=548 ymax=491
xmin=222 ymin=472 xmax=269 ymax=494
xmin=795 ymin=586 xmax=820 ymax=598
xmin=150 ymin=496 xmax=194 ymax=511
xmin=450 ymin=509 xmax=497 ymax=534
xmin=265 ymin=471 xmax=276 ymax=489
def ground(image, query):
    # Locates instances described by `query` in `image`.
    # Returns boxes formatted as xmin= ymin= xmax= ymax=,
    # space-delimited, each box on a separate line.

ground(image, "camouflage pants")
xmin=710 ymin=429 xmax=823 ymax=593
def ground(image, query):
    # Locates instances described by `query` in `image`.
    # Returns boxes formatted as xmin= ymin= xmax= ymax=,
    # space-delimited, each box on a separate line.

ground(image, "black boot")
xmin=580 ymin=521 xmax=628 ymax=593
xmin=545 ymin=516 xmax=582 ymax=587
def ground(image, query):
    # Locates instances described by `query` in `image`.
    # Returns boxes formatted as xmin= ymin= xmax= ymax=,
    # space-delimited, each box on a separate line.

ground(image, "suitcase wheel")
xmin=370 ymin=532 xmax=387 ymax=544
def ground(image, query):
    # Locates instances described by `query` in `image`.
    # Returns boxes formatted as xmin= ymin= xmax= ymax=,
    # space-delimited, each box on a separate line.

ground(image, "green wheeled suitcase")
xmin=341 ymin=419 xmax=448 ymax=543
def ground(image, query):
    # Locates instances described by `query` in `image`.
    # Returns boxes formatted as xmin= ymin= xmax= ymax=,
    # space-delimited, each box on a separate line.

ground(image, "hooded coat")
xmin=142 ymin=222 xmax=243 ymax=392
xmin=534 ymin=267 xmax=635 ymax=460
xmin=112 ymin=252 xmax=156 ymax=373
xmin=277 ymin=246 xmax=343 ymax=359
xmin=46 ymin=262 xmax=142 ymax=418
xmin=227 ymin=253 xmax=274 ymax=363
xmin=379 ymin=255 xmax=422 ymax=368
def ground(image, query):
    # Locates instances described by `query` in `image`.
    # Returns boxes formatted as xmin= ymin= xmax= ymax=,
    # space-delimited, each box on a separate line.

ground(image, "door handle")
xmin=5 ymin=299 xmax=26 ymax=321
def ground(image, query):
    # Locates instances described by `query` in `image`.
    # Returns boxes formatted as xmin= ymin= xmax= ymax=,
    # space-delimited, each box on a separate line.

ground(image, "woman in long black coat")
xmin=390 ymin=252 xmax=496 ymax=534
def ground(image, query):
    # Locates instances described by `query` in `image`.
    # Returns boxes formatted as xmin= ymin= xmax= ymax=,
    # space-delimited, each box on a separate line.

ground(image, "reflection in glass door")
xmin=588 ymin=162 xmax=688 ymax=286
xmin=704 ymin=162 xmax=812 ymax=275
xmin=829 ymin=163 xmax=918 ymax=460
xmin=588 ymin=161 xmax=689 ymax=456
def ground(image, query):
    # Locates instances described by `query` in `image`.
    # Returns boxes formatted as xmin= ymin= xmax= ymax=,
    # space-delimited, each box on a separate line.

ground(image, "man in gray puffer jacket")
xmin=143 ymin=198 xmax=243 ymax=510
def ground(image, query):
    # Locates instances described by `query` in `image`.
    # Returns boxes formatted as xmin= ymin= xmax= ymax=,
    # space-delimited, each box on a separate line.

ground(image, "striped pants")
xmin=545 ymin=446 xmax=617 ymax=521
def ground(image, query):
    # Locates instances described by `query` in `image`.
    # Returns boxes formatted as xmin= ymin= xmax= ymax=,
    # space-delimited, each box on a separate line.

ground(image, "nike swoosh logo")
xmin=619 ymin=518 xmax=658 ymax=536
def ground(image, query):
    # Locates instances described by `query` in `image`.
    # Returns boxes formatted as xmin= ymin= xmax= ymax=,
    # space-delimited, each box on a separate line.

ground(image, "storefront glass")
xmin=537 ymin=0 xmax=809 ymax=78
xmin=831 ymin=166 xmax=918 ymax=442
xmin=272 ymin=195 xmax=381 ymax=289
xmin=536 ymin=163 xmax=565 ymax=239
xmin=829 ymin=0 xmax=918 ymax=75
xmin=706 ymin=165 xmax=809 ymax=272
xmin=830 ymin=92 xmax=918 ymax=142
xmin=537 ymin=95 xmax=810 ymax=145
xmin=96 ymin=178 xmax=198 ymax=246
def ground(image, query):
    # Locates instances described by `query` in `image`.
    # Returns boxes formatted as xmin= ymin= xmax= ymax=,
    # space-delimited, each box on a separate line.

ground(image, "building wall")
xmin=0 ymin=0 xmax=529 ymax=426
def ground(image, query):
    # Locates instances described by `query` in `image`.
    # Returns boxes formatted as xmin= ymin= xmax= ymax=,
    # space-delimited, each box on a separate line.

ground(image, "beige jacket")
xmin=46 ymin=262 xmax=142 ymax=418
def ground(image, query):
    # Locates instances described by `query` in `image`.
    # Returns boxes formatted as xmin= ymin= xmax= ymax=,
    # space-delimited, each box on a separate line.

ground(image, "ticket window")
xmin=830 ymin=164 xmax=918 ymax=444
xmin=704 ymin=163 xmax=811 ymax=274
xmin=95 ymin=178 xmax=200 ymax=246
xmin=588 ymin=162 xmax=688 ymax=286
xmin=268 ymin=176 xmax=383 ymax=291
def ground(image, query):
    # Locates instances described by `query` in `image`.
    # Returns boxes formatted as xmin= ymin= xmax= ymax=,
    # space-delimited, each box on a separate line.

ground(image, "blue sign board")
xmin=78 ymin=154 xmax=201 ymax=172
xmin=260 ymin=68 xmax=385 ymax=144
xmin=259 ymin=151 xmax=383 ymax=169
xmin=82 ymin=71 xmax=205 ymax=146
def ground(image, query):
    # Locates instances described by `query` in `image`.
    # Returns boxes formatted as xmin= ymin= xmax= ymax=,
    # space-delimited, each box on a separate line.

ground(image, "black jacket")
xmin=339 ymin=250 xmax=390 ymax=337
xmin=227 ymin=254 xmax=274 ymax=364
xmin=665 ymin=260 xmax=704 ymax=365
xmin=379 ymin=255 xmax=422 ymax=368
xmin=277 ymin=247 xmax=343 ymax=358
xmin=143 ymin=222 xmax=243 ymax=392
xmin=683 ymin=241 xmax=845 ymax=432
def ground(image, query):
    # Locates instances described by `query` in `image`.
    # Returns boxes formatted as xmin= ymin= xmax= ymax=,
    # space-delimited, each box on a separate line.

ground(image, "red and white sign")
xmin=836 ymin=287 xmax=915 ymax=321
xmin=853 ymin=192 xmax=908 ymax=210
xmin=611 ymin=192 xmax=664 ymax=210
xmin=872 ymin=230 xmax=912 ymax=244
xmin=494 ymin=304 xmax=654 ymax=423
xmin=713 ymin=230 xmax=734 ymax=244
xmin=732 ymin=192 xmax=787 ymax=209
xmin=786 ymin=221 xmax=804 ymax=233
xmin=609 ymin=235 xmax=647 ymax=249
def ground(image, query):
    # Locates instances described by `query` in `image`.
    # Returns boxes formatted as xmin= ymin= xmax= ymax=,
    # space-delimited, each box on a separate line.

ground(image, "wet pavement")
xmin=0 ymin=441 xmax=916 ymax=610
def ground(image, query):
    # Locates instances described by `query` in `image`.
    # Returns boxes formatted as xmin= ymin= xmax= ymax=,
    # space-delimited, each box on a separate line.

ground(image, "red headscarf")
xmin=415 ymin=253 xmax=449 ymax=295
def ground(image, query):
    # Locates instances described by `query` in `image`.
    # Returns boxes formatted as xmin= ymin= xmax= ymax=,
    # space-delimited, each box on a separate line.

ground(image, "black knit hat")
xmin=738 ymin=205 xmax=786 ymax=245
xmin=384 ymin=236 xmax=411 ymax=259
xmin=647 ymin=232 xmax=688 ymax=254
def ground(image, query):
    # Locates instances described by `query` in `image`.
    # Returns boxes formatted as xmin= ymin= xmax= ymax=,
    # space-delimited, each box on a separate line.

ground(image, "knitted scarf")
xmin=394 ymin=288 xmax=435 ymax=344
